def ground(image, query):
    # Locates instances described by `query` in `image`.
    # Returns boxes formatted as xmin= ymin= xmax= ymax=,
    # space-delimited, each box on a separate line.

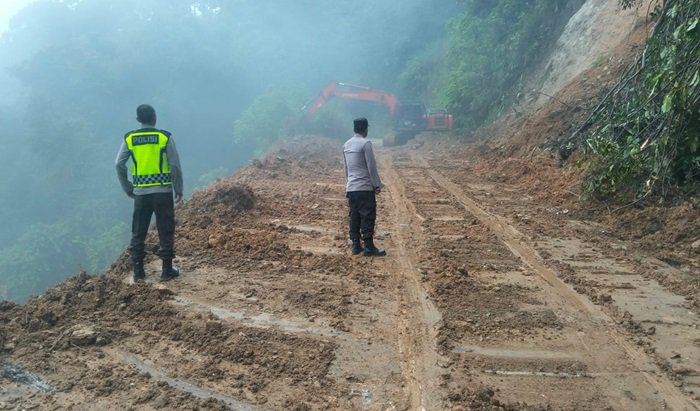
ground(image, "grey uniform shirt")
xmin=343 ymin=134 xmax=382 ymax=192
xmin=115 ymin=128 xmax=184 ymax=196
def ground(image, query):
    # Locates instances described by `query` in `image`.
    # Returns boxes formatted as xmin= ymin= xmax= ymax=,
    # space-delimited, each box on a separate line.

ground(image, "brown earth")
xmin=2 ymin=10 xmax=700 ymax=411
xmin=2 ymin=124 xmax=698 ymax=410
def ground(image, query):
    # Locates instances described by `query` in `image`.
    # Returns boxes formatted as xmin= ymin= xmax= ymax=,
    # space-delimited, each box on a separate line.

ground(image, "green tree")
xmin=575 ymin=1 xmax=700 ymax=201
xmin=444 ymin=0 xmax=585 ymax=129
xmin=234 ymin=87 xmax=305 ymax=156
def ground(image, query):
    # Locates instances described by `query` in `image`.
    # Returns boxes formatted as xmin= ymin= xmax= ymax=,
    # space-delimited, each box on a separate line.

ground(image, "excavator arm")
xmin=297 ymin=82 xmax=452 ymax=146
xmin=303 ymin=82 xmax=398 ymax=119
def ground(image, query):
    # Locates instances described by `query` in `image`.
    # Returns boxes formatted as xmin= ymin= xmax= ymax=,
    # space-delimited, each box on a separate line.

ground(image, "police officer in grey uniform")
xmin=342 ymin=118 xmax=386 ymax=256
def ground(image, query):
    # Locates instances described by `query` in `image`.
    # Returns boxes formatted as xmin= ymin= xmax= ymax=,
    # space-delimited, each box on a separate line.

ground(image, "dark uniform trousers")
xmin=130 ymin=192 xmax=175 ymax=263
xmin=347 ymin=190 xmax=377 ymax=242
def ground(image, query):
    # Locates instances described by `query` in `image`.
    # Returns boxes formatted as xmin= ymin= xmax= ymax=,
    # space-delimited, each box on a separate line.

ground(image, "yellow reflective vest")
xmin=124 ymin=129 xmax=173 ymax=187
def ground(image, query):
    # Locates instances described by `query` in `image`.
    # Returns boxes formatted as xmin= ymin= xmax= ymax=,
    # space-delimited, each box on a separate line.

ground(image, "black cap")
xmin=353 ymin=117 xmax=369 ymax=133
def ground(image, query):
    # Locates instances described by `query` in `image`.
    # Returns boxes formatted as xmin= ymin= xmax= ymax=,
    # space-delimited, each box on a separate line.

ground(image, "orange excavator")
xmin=303 ymin=82 xmax=453 ymax=145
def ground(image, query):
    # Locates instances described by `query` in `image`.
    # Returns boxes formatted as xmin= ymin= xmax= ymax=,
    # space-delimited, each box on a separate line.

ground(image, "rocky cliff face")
xmin=527 ymin=0 xmax=655 ymax=109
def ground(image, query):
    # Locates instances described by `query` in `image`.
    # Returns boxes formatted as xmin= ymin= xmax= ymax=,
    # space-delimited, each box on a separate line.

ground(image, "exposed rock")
xmin=691 ymin=239 xmax=700 ymax=251
xmin=70 ymin=326 xmax=97 ymax=346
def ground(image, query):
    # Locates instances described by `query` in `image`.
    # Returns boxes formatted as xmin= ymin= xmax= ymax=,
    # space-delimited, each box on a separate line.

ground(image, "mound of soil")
xmin=187 ymin=182 xmax=256 ymax=218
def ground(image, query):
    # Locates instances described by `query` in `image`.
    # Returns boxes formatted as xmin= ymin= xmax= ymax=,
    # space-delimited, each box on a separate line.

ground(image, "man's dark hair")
xmin=136 ymin=104 xmax=157 ymax=125
xmin=353 ymin=117 xmax=369 ymax=134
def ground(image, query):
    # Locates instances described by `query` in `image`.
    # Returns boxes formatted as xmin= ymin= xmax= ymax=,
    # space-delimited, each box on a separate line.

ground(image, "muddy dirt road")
xmin=1 ymin=136 xmax=699 ymax=410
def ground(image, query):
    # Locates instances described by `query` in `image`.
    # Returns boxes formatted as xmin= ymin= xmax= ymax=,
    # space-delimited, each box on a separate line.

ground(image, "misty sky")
xmin=0 ymin=0 xmax=34 ymax=34
xmin=0 ymin=0 xmax=460 ymax=303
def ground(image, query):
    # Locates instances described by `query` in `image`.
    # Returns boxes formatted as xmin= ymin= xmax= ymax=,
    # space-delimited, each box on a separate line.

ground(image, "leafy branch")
xmin=567 ymin=0 xmax=700 ymax=203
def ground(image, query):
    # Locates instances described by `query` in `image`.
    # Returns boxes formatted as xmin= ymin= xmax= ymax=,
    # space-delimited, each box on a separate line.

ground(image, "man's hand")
xmin=375 ymin=187 xmax=382 ymax=194
xmin=126 ymin=190 xmax=135 ymax=199
xmin=175 ymin=193 xmax=183 ymax=203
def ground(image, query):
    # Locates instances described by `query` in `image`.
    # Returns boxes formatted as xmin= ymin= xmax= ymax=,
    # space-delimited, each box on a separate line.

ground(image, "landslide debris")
xmin=1 ymin=155 xmax=348 ymax=409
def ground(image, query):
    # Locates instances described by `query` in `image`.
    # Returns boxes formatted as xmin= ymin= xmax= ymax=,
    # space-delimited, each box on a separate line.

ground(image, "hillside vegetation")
xmin=571 ymin=0 xmax=700 ymax=203
xmin=442 ymin=0 xmax=586 ymax=129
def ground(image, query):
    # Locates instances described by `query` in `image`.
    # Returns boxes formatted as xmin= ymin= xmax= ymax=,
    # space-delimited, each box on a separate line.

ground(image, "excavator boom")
xmin=304 ymin=82 xmax=398 ymax=118
xmin=300 ymin=81 xmax=453 ymax=145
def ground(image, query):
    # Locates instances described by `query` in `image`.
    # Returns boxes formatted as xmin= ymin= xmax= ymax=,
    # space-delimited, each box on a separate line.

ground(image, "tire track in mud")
xmin=380 ymin=153 xmax=444 ymax=411
xmin=406 ymin=152 xmax=699 ymax=411
xmin=108 ymin=154 xmax=416 ymax=410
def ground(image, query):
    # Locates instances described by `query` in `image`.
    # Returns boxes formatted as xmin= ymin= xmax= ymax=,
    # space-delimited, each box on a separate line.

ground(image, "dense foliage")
xmin=234 ymin=87 xmax=306 ymax=156
xmin=443 ymin=0 xmax=586 ymax=129
xmin=575 ymin=0 xmax=700 ymax=202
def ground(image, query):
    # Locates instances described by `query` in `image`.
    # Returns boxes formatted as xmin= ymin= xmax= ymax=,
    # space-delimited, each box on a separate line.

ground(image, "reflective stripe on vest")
xmin=125 ymin=130 xmax=172 ymax=187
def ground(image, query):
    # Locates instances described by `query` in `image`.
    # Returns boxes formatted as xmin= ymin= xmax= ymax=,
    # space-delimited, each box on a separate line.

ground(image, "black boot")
xmin=160 ymin=259 xmax=180 ymax=281
xmin=351 ymin=239 xmax=363 ymax=255
xmin=133 ymin=261 xmax=146 ymax=282
xmin=363 ymin=238 xmax=386 ymax=257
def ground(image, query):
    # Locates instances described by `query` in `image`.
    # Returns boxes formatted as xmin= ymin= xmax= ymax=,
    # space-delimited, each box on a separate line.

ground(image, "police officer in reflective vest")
xmin=116 ymin=104 xmax=184 ymax=282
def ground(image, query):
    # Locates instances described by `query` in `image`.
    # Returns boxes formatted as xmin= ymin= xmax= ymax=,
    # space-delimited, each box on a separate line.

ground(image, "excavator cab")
xmin=426 ymin=108 xmax=454 ymax=130
xmin=392 ymin=101 xmax=428 ymax=145
xmin=394 ymin=101 xmax=427 ymax=131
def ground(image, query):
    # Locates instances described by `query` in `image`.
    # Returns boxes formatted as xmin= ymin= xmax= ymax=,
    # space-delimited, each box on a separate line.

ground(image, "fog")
xmin=0 ymin=0 xmax=457 ymax=301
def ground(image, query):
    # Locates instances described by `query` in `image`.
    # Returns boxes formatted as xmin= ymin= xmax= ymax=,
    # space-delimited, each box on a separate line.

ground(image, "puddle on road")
xmin=0 ymin=359 xmax=52 ymax=393
xmin=105 ymin=349 xmax=264 ymax=411
xmin=433 ymin=234 xmax=467 ymax=241
xmin=361 ymin=388 xmax=373 ymax=405
xmin=321 ymin=197 xmax=346 ymax=202
xmin=429 ymin=215 xmax=464 ymax=222
xmin=453 ymin=345 xmax=582 ymax=361
xmin=312 ymin=182 xmax=345 ymax=188
xmin=171 ymin=296 xmax=342 ymax=338
xmin=296 ymin=245 xmax=343 ymax=256
xmin=484 ymin=369 xmax=596 ymax=379
xmin=270 ymin=221 xmax=334 ymax=235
